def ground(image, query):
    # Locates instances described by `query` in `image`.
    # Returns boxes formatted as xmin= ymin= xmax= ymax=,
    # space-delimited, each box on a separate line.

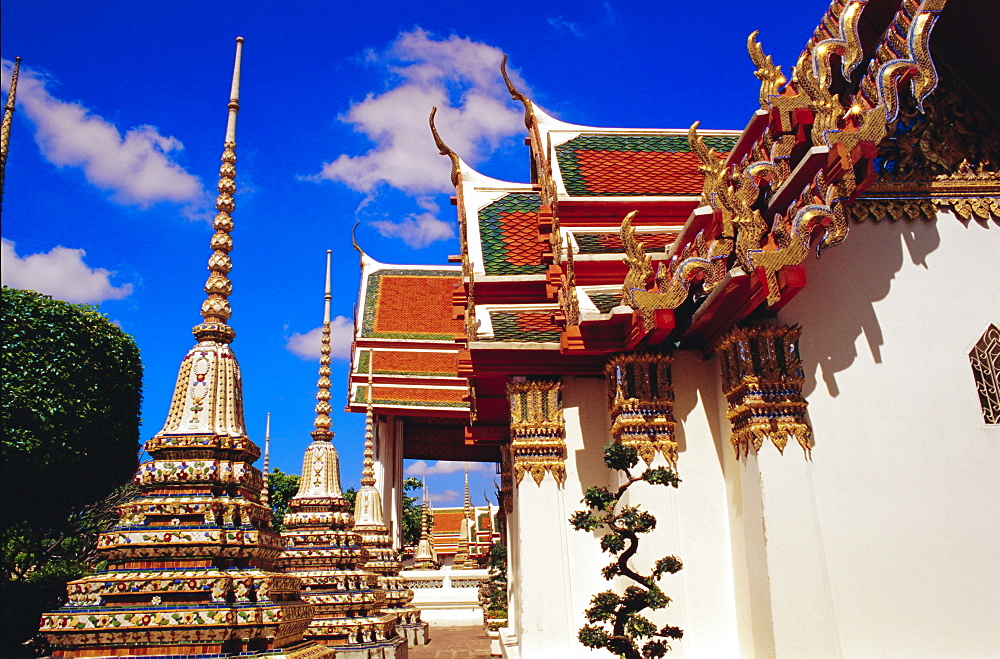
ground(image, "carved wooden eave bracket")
xmin=616 ymin=0 xmax=956 ymax=350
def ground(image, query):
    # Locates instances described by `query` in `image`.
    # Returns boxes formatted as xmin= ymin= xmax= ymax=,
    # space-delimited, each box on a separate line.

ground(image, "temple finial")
xmin=429 ymin=107 xmax=461 ymax=187
xmin=1 ymin=56 xmax=22 ymax=217
xmin=463 ymin=464 xmax=472 ymax=512
xmin=195 ymin=37 xmax=243 ymax=344
xmin=501 ymin=54 xmax=534 ymax=130
xmin=261 ymin=412 xmax=271 ymax=506
xmin=351 ymin=219 xmax=364 ymax=255
xmin=311 ymin=249 xmax=335 ymax=442
xmin=361 ymin=355 xmax=377 ymax=487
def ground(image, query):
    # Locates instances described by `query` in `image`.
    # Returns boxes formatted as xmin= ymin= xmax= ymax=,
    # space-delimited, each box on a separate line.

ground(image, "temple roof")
xmin=478 ymin=192 xmax=547 ymax=276
xmin=529 ymin=106 xmax=740 ymax=201
xmin=349 ymin=256 xmax=468 ymax=416
xmin=555 ymin=133 xmax=738 ymax=197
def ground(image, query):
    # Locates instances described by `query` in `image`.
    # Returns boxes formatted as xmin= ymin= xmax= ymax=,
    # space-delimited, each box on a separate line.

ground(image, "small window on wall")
xmin=970 ymin=324 xmax=1000 ymax=424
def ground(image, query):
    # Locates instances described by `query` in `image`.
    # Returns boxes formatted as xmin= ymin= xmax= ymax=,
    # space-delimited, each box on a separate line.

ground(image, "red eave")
xmin=558 ymin=198 xmax=699 ymax=226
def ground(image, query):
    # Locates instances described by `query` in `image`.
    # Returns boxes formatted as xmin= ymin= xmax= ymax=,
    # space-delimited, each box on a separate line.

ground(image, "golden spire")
xmin=1 ymin=56 xmax=22 ymax=216
xmin=312 ymin=249 xmax=334 ymax=442
xmin=463 ymin=464 xmax=472 ymax=513
xmin=361 ymin=368 xmax=377 ymax=487
xmin=194 ymin=37 xmax=243 ymax=344
xmin=261 ymin=412 xmax=271 ymax=506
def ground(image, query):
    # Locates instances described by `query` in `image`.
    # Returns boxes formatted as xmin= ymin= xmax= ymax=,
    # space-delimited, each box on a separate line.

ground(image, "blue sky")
xmin=2 ymin=1 xmax=827 ymax=506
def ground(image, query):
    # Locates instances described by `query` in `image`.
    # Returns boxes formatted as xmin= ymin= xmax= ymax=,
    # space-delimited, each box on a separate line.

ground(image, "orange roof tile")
xmin=362 ymin=270 xmax=463 ymax=340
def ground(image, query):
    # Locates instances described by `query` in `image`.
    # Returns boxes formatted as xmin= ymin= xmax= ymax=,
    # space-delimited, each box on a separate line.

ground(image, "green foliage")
xmin=571 ymin=443 xmax=684 ymax=658
xmin=1 ymin=484 xmax=137 ymax=654
xmin=1 ymin=287 xmax=142 ymax=530
xmin=402 ymin=476 xmax=423 ymax=547
xmin=1 ymin=288 xmax=143 ymax=653
xmin=343 ymin=487 xmax=357 ymax=512
xmin=266 ymin=469 xmax=300 ymax=530
xmin=478 ymin=542 xmax=508 ymax=626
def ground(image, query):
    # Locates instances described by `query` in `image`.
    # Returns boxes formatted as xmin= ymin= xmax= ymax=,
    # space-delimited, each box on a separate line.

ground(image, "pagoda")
xmin=276 ymin=250 xmax=404 ymax=656
xmin=38 ymin=38 xmax=328 ymax=658
xmin=451 ymin=467 xmax=478 ymax=569
xmin=352 ymin=371 xmax=429 ymax=644
xmin=411 ymin=481 xmax=439 ymax=570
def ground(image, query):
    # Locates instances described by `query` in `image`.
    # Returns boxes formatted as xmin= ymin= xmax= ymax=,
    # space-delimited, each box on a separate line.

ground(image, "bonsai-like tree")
xmin=570 ymin=443 xmax=684 ymax=658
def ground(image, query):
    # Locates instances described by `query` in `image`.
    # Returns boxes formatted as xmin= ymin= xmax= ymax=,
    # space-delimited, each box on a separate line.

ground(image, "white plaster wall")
xmin=629 ymin=352 xmax=740 ymax=658
xmin=374 ymin=415 xmax=404 ymax=550
xmin=748 ymin=213 xmax=1000 ymax=657
xmin=509 ymin=374 xmax=739 ymax=657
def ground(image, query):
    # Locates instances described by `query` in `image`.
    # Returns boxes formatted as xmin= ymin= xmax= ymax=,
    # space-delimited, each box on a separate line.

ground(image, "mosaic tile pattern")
xmin=353 ymin=385 xmax=468 ymax=409
xmin=556 ymin=134 xmax=737 ymax=196
xmin=574 ymin=231 xmax=678 ymax=254
xmin=355 ymin=350 xmax=459 ymax=378
xmin=478 ymin=193 xmax=548 ymax=276
xmin=586 ymin=292 xmax=623 ymax=314
xmin=361 ymin=270 xmax=463 ymax=340
xmin=486 ymin=311 xmax=561 ymax=343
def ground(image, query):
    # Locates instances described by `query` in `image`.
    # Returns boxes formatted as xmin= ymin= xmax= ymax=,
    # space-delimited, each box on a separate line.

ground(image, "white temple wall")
xmin=373 ymin=415 xmax=405 ymax=550
xmin=507 ymin=372 xmax=740 ymax=657
xmin=622 ymin=351 xmax=740 ymax=657
xmin=744 ymin=212 xmax=1000 ymax=658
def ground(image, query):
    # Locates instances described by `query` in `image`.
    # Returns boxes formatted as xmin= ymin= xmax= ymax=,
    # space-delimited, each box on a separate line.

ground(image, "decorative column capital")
xmin=506 ymin=379 xmax=566 ymax=485
xmin=715 ymin=323 xmax=812 ymax=457
xmin=605 ymin=351 xmax=677 ymax=467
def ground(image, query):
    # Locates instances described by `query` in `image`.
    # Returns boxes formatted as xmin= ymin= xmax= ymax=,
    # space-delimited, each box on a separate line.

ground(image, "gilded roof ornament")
xmin=0 ymin=56 xmax=21 ymax=217
xmin=194 ymin=37 xmax=243 ymax=344
xmin=501 ymin=54 xmax=534 ymax=130
xmin=748 ymin=31 xmax=786 ymax=111
xmin=429 ymin=106 xmax=461 ymax=188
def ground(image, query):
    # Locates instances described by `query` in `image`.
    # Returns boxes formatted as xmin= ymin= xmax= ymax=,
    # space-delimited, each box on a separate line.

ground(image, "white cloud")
xmin=430 ymin=490 xmax=460 ymax=504
xmin=285 ymin=316 xmax=354 ymax=360
xmin=1 ymin=238 xmax=133 ymax=303
xmin=371 ymin=211 xmax=455 ymax=248
xmin=309 ymin=29 xmax=528 ymax=248
xmin=1 ymin=59 xmax=205 ymax=208
xmin=548 ymin=17 xmax=585 ymax=38
xmin=406 ymin=460 xmax=489 ymax=477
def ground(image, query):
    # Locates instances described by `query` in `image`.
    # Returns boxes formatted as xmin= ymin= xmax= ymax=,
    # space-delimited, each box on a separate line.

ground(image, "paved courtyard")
xmin=408 ymin=624 xmax=493 ymax=659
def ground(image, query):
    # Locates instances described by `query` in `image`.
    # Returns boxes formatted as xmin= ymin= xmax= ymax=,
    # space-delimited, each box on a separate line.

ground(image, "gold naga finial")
xmin=0 ymin=56 xmax=22 ymax=217
xmin=312 ymin=249 xmax=335 ymax=442
xmin=351 ymin=219 xmax=363 ymax=255
xmin=748 ymin=31 xmax=786 ymax=111
xmin=195 ymin=37 xmax=244 ymax=344
xmin=360 ymin=356 xmax=377 ymax=487
xmin=620 ymin=211 xmax=652 ymax=303
xmin=688 ymin=121 xmax=727 ymax=207
xmin=261 ymin=412 xmax=271 ymax=506
xmin=429 ymin=106 xmax=461 ymax=188
xmin=501 ymin=54 xmax=534 ymax=130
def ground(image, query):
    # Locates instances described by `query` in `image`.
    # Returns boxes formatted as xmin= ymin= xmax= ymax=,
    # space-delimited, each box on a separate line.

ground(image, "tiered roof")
xmin=351 ymin=0 xmax=1000 ymax=464
xmin=349 ymin=258 xmax=467 ymax=414
xmin=554 ymin=133 xmax=737 ymax=197
xmin=348 ymin=257 xmax=497 ymax=462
